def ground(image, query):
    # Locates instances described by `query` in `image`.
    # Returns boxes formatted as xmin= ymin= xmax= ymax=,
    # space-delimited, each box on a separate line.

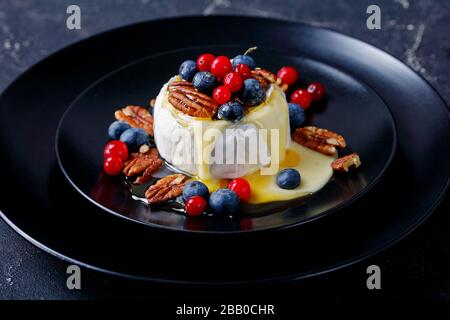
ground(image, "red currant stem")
xmin=244 ymin=46 xmax=258 ymax=55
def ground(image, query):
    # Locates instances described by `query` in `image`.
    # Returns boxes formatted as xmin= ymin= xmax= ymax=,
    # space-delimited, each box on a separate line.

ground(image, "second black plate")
xmin=0 ymin=16 xmax=448 ymax=283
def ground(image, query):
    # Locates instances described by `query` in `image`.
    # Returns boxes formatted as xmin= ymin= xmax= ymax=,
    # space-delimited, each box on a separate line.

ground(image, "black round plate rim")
xmin=2 ymin=13 xmax=449 ymax=113
xmin=0 ymin=185 xmax=446 ymax=285
xmin=54 ymin=45 xmax=398 ymax=234
xmin=0 ymin=15 xmax=448 ymax=284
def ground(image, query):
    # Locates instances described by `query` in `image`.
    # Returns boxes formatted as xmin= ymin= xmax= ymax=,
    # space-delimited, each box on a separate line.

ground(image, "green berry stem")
xmin=244 ymin=46 xmax=258 ymax=56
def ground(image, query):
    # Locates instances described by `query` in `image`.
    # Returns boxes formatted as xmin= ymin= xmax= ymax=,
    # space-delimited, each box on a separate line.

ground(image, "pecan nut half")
xmin=280 ymin=83 xmax=289 ymax=92
xmin=123 ymin=148 xmax=163 ymax=184
xmin=145 ymin=174 xmax=187 ymax=204
xmin=252 ymin=68 xmax=277 ymax=83
xmin=276 ymin=78 xmax=289 ymax=92
xmin=168 ymin=81 xmax=219 ymax=118
xmin=292 ymin=130 xmax=337 ymax=156
xmin=295 ymin=126 xmax=347 ymax=148
xmin=115 ymin=105 xmax=154 ymax=136
xmin=331 ymin=153 xmax=361 ymax=172
xmin=252 ymin=68 xmax=276 ymax=90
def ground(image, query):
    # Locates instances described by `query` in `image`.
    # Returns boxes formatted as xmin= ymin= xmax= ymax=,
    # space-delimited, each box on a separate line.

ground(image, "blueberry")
xmin=192 ymin=71 xmax=216 ymax=93
xmin=232 ymin=55 xmax=256 ymax=69
xmin=183 ymin=181 xmax=209 ymax=201
xmin=208 ymin=189 xmax=240 ymax=215
xmin=119 ymin=128 xmax=149 ymax=150
xmin=217 ymin=102 xmax=244 ymax=121
xmin=108 ymin=121 xmax=131 ymax=140
xmin=179 ymin=60 xmax=197 ymax=81
xmin=277 ymin=168 xmax=301 ymax=189
xmin=241 ymin=78 xmax=264 ymax=106
xmin=288 ymin=103 xmax=305 ymax=131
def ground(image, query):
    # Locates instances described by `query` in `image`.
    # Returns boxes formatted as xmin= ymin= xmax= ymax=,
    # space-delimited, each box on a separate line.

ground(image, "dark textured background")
xmin=0 ymin=0 xmax=449 ymax=300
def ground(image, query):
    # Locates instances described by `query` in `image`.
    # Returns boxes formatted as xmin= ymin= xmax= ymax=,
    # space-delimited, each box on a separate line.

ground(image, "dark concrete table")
xmin=0 ymin=0 xmax=448 ymax=300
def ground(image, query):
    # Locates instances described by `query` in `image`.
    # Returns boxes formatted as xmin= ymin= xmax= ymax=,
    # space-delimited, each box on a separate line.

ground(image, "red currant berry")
xmin=223 ymin=72 xmax=243 ymax=92
xmin=307 ymin=82 xmax=326 ymax=101
xmin=185 ymin=196 xmax=207 ymax=216
xmin=103 ymin=156 xmax=123 ymax=176
xmin=213 ymin=85 xmax=231 ymax=104
xmin=103 ymin=140 xmax=128 ymax=161
xmin=277 ymin=66 xmax=299 ymax=85
xmin=228 ymin=178 xmax=251 ymax=203
xmin=210 ymin=56 xmax=232 ymax=78
xmin=196 ymin=53 xmax=215 ymax=71
xmin=290 ymin=89 xmax=312 ymax=110
xmin=234 ymin=64 xmax=252 ymax=80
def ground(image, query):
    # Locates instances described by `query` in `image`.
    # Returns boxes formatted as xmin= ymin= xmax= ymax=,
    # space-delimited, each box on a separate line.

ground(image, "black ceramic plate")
xmin=0 ymin=16 xmax=449 ymax=283
xmin=55 ymin=48 xmax=396 ymax=232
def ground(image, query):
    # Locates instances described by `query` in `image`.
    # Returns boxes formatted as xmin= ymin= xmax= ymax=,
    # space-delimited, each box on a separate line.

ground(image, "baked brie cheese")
xmin=153 ymin=76 xmax=336 ymax=204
